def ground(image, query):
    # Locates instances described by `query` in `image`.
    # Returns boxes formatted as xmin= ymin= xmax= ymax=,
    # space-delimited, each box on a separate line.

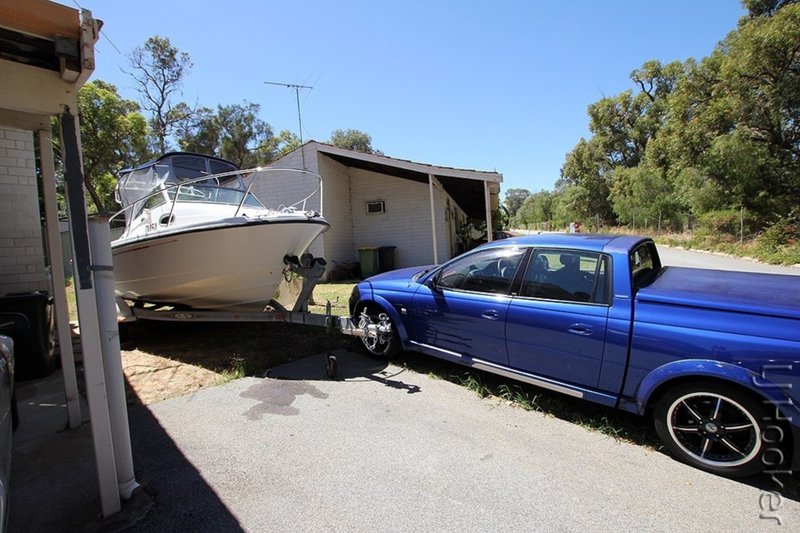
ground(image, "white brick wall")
xmin=349 ymin=168 xmax=467 ymax=268
xmin=0 ymin=126 xmax=48 ymax=294
xmin=317 ymin=155 xmax=355 ymax=266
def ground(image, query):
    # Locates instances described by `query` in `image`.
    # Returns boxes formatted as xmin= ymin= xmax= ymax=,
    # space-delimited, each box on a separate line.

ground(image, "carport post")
xmin=429 ymin=174 xmax=439 ymax=264
xmin=37 ymin=127 xmax=81 ymax=429
xmin=484 ymin=181 xmax=493 ymax=242
xmin=60 ymin=109 xmax=121 ymax=516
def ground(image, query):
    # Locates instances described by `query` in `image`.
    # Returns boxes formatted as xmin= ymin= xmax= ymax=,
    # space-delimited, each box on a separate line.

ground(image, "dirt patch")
xmin=121 ymin=350 xmax=223 ymax=405
xmin=113 ymin=319 xmax=354 ymax=406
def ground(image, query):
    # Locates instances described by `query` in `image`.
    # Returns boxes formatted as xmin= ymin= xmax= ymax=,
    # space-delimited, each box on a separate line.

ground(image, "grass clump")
xmin=395 ymin=352 xmax=659 ymax=447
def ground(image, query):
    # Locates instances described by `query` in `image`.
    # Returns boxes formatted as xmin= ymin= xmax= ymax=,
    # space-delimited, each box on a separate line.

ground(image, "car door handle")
xmin=568 ymin=323 xmax=593 ymax=336
xmin=481 ymin=310 xmax=501 ymax=321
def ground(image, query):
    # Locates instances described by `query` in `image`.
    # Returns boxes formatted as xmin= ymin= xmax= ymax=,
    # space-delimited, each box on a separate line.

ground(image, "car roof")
xmin=479 ymin=233 xmax=647 ymax=253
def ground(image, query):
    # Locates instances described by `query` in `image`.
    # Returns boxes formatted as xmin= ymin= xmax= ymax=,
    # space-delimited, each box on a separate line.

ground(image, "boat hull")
xmin=112 ymin=219 xmax=328 ymax=311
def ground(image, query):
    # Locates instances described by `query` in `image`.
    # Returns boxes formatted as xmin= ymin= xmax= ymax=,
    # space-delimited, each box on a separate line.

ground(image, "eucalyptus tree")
xmin=503 ymin=188 xmax=531 ymax=219
xmin=127 ymin=36 xmax=192 ymax=154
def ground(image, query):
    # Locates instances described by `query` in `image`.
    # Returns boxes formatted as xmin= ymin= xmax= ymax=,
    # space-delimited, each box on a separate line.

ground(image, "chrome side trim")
xmin=409 ymin=341 xmax=463 ymax=359
xmin=409 ymin=341 xmax=584 ymax=399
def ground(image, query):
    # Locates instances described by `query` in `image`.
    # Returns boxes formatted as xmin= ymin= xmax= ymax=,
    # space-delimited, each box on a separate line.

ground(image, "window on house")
xmin=366 ymin=200 xmax=385 ymax=214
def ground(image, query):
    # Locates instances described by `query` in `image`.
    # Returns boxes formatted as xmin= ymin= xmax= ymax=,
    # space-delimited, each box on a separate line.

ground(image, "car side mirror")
xmin=427 ymin=276 xmax=442 ymax=292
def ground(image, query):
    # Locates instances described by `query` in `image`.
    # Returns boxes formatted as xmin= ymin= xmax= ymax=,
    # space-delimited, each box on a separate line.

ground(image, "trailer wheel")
xmin=654 ymin=382 xmax=774 ymax=477
xmin=325 ymin=355 xmax=338 ymax=379
xmin=356 ymin=305 xmax=399 ymax=359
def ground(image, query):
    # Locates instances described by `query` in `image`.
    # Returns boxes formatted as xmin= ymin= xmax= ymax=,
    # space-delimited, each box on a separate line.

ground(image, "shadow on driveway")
xmin=266 ymin=349 xmax=421 ymax=394
xmin=9 ymin=349 xmax=413 ymax=532
xmin=9 ymin=370 xmax=242 ymax=532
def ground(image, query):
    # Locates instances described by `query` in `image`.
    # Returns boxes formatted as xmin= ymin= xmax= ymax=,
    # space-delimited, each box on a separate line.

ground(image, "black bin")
xmin=359 ymin=247 xmax=380 ymax=278
xmin=0 ymin=292 xmax=56 ymax=380
xmin=377 ymin=246 xmax=397 ymax=273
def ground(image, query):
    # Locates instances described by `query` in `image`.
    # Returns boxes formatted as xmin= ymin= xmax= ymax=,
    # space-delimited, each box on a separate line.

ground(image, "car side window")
xmin=520 ymin=250 xmax=609 ymax=304
xmin=437 ymin=248 xmax=526 ymax=295
xmin=630 ymin=242 xmax=660 ymax=290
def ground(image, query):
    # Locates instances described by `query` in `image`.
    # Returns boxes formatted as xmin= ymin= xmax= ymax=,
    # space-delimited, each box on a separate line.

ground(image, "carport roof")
xmin=312 ymin=142 xmax=502 ymax=219
xmin=0 ymin=0 xmax=99 ymax=129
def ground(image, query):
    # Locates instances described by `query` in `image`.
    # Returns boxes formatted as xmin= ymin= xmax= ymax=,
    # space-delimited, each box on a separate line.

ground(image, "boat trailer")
xmin=115 ymin=254 xmax=366 ymax=378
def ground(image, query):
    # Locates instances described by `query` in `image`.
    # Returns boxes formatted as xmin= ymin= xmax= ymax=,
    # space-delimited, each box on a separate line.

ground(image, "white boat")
xmin=110 ymin=152 xmax=329 ymax=312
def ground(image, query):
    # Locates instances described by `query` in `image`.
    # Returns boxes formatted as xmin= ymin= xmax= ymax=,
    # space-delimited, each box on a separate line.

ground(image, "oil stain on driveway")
xmin=241 ymin=380 xmax=328 ymax=418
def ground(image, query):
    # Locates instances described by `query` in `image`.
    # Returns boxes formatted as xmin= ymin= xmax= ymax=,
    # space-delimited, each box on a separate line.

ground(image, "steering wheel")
xmin=497 ymin=257 xmax=514 ymax=279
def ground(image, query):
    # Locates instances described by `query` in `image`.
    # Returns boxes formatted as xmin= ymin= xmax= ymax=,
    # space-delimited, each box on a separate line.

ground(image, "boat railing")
xmin=233 ymin=168 xmax=322 ymax=218
xmin=109 ymin=167 xmax=324 ymax=230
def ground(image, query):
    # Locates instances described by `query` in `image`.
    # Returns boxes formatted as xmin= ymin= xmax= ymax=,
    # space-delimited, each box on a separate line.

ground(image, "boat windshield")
xmin=165 ymin=156 xmax=263 ymax=207
xmin=165 ymin=183 xmax=264 ymax=207
xmin=118 ymin=153 xmax=265 ymax=220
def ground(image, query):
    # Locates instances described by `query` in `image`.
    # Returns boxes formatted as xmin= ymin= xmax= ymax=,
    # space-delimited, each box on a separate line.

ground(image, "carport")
xmin=0 ymin=0 xmax=135 ymax=518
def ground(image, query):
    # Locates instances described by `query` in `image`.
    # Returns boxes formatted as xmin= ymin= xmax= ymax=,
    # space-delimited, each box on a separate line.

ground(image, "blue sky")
xmin=66 ymin=0 xmax=746 ymax=193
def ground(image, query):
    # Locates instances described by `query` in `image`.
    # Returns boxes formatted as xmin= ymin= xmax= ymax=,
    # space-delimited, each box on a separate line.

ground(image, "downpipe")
xmin=89 ymin=217 xmax=140 ymax=500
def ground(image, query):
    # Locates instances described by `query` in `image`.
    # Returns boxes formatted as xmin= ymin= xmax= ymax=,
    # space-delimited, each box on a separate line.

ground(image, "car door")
xmin=407 ymin=247 xmax=527 ymax=366
xmin=506 ymin=249 xmax=611 ymax=389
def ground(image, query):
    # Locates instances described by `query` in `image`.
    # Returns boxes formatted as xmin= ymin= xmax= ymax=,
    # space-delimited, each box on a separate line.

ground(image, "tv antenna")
xmin=264 ymin=80 xmax=313 ymax=145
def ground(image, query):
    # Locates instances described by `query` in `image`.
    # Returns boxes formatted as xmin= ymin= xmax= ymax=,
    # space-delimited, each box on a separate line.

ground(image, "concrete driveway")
xmin=13 ymin=349 xmax=796 ymax=532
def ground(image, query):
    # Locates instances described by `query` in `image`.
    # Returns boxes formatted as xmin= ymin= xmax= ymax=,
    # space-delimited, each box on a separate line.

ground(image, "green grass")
xmin=308 ymin=282 xmax=355 ymax=317
xmin=65 ymin=277 xmax=77 ymax=323
xmin=219 ymin=360 xmax=247 ymax=383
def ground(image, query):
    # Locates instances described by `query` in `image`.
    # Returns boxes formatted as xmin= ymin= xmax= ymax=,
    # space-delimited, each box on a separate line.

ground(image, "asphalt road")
xmin=658 ymin=245 xmax=800 ymax=275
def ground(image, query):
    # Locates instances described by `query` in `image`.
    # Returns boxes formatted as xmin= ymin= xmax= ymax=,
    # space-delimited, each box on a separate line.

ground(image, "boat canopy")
xmin=115 ymin=152 xmax=241 ymax=208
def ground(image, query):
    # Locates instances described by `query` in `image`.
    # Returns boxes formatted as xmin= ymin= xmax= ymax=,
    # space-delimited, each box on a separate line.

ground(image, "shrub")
xmin=754 ymin=214 xmax=800 ymax=265
xmin=693 ymin=209 xmax=759 ymax=244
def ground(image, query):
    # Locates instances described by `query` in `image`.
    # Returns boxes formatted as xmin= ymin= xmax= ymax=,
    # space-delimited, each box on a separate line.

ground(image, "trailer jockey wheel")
xmin=323 ymin=300 xmax=337 ymax=378
xmin=325 ymin=354 xmax=338 ymax=378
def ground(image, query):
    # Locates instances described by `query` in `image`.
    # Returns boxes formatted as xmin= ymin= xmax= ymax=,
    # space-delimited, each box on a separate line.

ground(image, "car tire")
xmin=356 ymin=305 xmax=400 ymax=360
xmin=654 ymin=382 xmax=777 ymax=477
